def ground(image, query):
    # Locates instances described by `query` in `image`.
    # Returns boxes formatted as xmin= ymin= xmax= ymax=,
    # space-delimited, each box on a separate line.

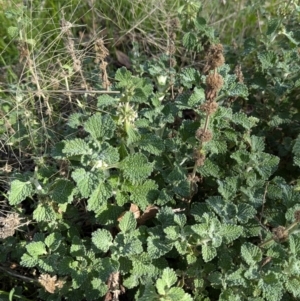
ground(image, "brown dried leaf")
xmin=38 ymin=274 xmax=57 ymax=294
xmin=130 ymin=203 xmax=141 ymax=219
xmin=137 ymin=205 xmax=159 ymax=225
xmin=115 ymin=50 xmax=131 ymax=69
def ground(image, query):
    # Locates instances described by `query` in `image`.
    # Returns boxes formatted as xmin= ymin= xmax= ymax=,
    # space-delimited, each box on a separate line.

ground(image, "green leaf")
xmin=84 ymin=113 xmax=115 ymax=141
xmin=139 ymin=134 xmax=165 ymax=155
xmin=71 ymin=168 xmax=97 ymax=198
xmin=113 ymin=233 xmax=143 ymax=256
xmin=179 ymin=68 xmax=201 ymax=89
xmin=7 ymin=26 xmax=19 ymax=38
xmin=20 ymin=253 xmax=38 ymax=267
xmin=115 ymin=67 xmax=134 ymax=87
xmin=289 ymin=235 xmax=300 ymax=256
xmin=26 ymin=241 xmax=47 ymax=257
xmin=174 ymin=214 xmax=186 ymax=228
xmin=266 ymin=18 xmax=281 ymax=36
xmin=8 ymin=179 xmax=33 ymax=205
xmin=147 ymin=236 xmax=173 ymax=259
xmin=257 ymin=51 xmax=277 ymax=70
xmin=231 ymin=112 xmax=259 ymax=130
xmin=293 ymin=135 xmax=300 ymax=157
xmin=121 ymin=153 xmax=154 ymax=184
xmin=63 ymin=138 xmax=91 ymax=156
xmin=285 ymin=278 xmax=300 ymax=298
xmin=161 ymin=267 xmax=177 ymax=288
xmin=198 ymin=158 xmax=221 ymax=178
xmin=250 ymin=135 xmax=265 ymax=152
xmin=92 ymin=229 xmax=113 ymax=252
xmin=219 ymin=224 xmax=243 ymax=244
xmin=33 ymin=202 xmax=56 ymax=222
xmin=217 ymin=177 xmax=239 ymax=200
xmin=237 ymin=204 xmax=256 ymax=223
xmin=50 ymin=179 xmax=74 ymax=204
xmin=127 ymin=179 xmax=159 ymax=210
xmin=87 ymin=181 xmax=112 ymax=212
xmin=97 ymin=94 xmax=118 ymax=107
xmin=241 ymin=242 xmax=262 ymax=266
xmin=98 ymin=258 xmax=120 ymax=283
xmin=202 ymin=245 xmax=217 ymax=262
xmin=119 ymin=212 xmax=137 ymax=233
xmin=258 ymin=272 xmax=283 ymax=301
xmin=70 ymin=236 xmax=86 ymax=257
xmin=44 ymin=232 xmax=62 ymax=252
xmin=137 ymin=282 xmax=159 ymax=301
xmin=182 ymin=32 xmax=197 ymax=51
xmin=157 ymin=207 xmax=175 ymax=228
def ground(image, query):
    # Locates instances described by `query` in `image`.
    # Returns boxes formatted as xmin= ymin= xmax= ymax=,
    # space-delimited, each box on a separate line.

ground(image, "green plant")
xmin=2 ymin=1 xmax=300 ymax=301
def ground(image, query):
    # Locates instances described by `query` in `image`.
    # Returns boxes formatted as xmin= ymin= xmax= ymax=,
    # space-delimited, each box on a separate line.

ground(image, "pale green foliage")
xmin=4 ymin=3 xmax=300 ymax=300
xmin=8 ymin=179 xmax=33 ymax=205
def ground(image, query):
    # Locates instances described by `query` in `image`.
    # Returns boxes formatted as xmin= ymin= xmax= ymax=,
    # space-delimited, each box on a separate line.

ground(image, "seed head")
xmin=272 ymin=226 xmax=289 ymax=242
xmin=206 ymin=73 xmax=224 ymax=91
xmin=200 ymin=101 xmax=218 ymax=115
xmin=195 ymin=128 xmax=213 ymax=142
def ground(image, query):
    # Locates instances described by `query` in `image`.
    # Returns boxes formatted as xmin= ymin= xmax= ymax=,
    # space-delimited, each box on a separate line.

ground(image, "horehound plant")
xmin=193 ymin=44 xmax=225 ymax=179
xmin=3 ymin=2 xmax=300 ymax=301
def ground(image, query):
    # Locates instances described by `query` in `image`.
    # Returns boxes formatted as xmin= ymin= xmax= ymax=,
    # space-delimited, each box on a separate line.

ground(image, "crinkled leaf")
xmin=72 ymin=168 xmax=98 ymax=198
xmin=26 ymin=241 xmax=47 ymax=257
xmin=50 ymin=179 xmax=74 ymax=204
xmin=121 ymin=153 xmax=154 ymax=184
xmin=119 ymin=212 xmax=137 ymax=233
xmin=8 ymin=180 xmax=33 ymax=205
xmin=202 ymin=245 xmax=217 ymax=262
xmin=241 ymin=242 xmax=262 ymax=266
xmin=33 ymin=202 xmax=56 ymax=222
xmin=92 ymin=229 xmax=113 ymax=252
xmin=87 ymin=181 xmax=112 ymax=212
xmin=84 ymin=113 xmax=115 ymax=141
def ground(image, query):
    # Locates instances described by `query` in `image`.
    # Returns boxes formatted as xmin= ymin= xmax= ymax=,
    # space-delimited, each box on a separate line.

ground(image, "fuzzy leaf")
xmin=241 ymin=242 xmax=262 ymax=266
xmin=147 ymin=236 xmax=173 ymax=259
xmin=168 ymin=287 xmax=193 ymax=301
xmin=20 ymin=253 xmax=38 ymax=267
xmin=128 ymin=180 xmax=159 ymax=210
xmin=26 ymin=241 xmax=47 ymax=257
xmin=138 ymin=282 xmax=159 ymax=301
xmin=84 ymin=113 xmax=115 ymax=141
xmin=67 ymin=113 xmax=85 ymax=128
xmin=161 ymin=267 xmax=177 ymax=288
xmin=139 ymin=134 xmax=165 ymax=155
xmin=179 ymin=68 xmax=201 ymax=89
xmin=44 ymin=232 xmax=62 ymax=252
xmin=202 ymin=245 xmax=217 ymax=262
xmin=70 ymin=236 xmax=86 ymax=257
xmin=121 ymin=153 xmax=154 ymax=184
xmin=285 ymin=278 xmax=300 ymax=297
xmin=63 ymin=138 xmax=91 ymax=156
xmin=92 ymin=229 xmax=113 ymax=252
xmin=87 ymin=181 xmax=112 ymax=212
xmin=290 ymin=235 xmax=300 ymax=256
xmin=97 ymin=94 xmax=118 ymax=107
xmin=219 ymin=224 xmax=243 ymax=244
xmin=119 ymin=212 xmax=137 ymax=233
xmin=71 ymin=168 xmax=98 ymax=198
xmin=50 ymin=179 xmax=74 ymax=204
xmin=115 ymin=67 xmax=134 ymax=87
xmin=8 ymin=179 xmax=33 ymax=205
xmin=113 ymin=233 xmax=143 ymax=256
xmin=231 ymin=112 xmax=259 ymax=130
xmin=33 ymin=203 xmax=56 ymax=222
xmin=237 ymin=204 xmax=256 ymax=223
xmin=98 ymin=258 xmax=120 ymax=283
